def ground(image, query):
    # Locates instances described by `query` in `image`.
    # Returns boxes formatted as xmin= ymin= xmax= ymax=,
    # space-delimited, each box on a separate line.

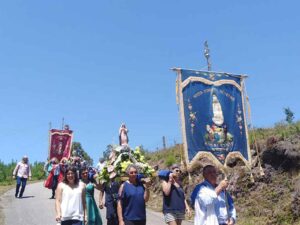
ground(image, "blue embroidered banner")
xmin=179 ymin=69 xmax=249 ymax=163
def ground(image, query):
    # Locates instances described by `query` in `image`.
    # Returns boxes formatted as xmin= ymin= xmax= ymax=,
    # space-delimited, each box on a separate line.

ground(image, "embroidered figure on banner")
xmin=57 ymin=136 xmax=64 ymax=155
xmin=204 ymin=94 xmax=234 ymax=162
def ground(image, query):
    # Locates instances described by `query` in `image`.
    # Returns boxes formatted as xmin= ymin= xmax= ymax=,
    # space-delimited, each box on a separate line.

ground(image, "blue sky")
xmin=0 ymin=0 xmax=299 ymax=164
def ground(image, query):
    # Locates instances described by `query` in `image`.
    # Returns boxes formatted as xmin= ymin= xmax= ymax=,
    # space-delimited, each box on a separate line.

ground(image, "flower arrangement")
xmin=98 ymin=145 xmax=156 ymax=183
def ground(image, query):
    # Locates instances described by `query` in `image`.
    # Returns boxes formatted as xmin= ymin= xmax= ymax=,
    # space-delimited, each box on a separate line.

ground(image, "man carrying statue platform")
xmin=191 ymin=165 xmax=236 ymax=225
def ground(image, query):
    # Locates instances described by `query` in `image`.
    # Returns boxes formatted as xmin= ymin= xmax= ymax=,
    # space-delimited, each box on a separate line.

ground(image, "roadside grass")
xmin=0 ymin=184 xmax=14 ymax=196
xmin=249 ymin=121 xmax=300 ymax=144
xmin=0 ymin=184 xmax=14 ymax=225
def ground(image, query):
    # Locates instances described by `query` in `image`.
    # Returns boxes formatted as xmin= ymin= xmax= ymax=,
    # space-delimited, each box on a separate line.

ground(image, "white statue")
xmin=119 ymin=123 xmax=129 ymax=146
xmin=212 ymin=94 xmax=224 ymax=126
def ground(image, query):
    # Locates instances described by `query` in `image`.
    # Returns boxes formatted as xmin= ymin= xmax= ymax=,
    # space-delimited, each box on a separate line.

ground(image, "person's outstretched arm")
xmin=117 ymin=183 xmax=125 ymax=225
xmin=144 ymin=184 xmax=150 ymax=202
xmin=161 ymin=173 xmax=174 ymax=196
xmin=55 ymin=183 xmax=63 ymax=222
xmin=82 ymin=184 xmax=87 ymax=224
xmin=99 ymin=185 xmax=104 ymax=209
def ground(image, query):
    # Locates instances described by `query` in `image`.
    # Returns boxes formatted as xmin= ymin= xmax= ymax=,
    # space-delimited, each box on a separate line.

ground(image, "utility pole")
xmin=162 ymin=136 xmax=166 ymax=149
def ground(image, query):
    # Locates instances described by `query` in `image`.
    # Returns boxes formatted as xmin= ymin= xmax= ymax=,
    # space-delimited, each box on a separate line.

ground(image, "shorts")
xmin=61 ymin=220 xmax=83 ymax=225
xmin=164 ymin=212 xmax=185 ymax=223
xmin=124 ymin=220 xmax=146 ymax=225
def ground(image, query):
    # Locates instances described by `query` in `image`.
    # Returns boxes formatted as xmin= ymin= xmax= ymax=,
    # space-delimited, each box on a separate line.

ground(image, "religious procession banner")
xmin=174 ymin=68 xmax=251 ymax=170
xmin=49 ymin=129 xmax=73 ymax=161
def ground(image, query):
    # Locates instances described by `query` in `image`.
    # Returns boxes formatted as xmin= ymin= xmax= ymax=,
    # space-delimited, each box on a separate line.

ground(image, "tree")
xmin=284 ymin=107 xmax=295 ymax=124
xmin=71 ymin=142 xmax=93 ymax=166
xmin=103 ymin=144 xmax=114 ymax=161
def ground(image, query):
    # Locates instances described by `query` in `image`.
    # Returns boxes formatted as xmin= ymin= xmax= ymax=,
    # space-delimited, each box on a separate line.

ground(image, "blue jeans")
xmin=15 ymin=176 xmax=27 ymax=197
xmin=52 ymin=175 xmax=59 ymax=197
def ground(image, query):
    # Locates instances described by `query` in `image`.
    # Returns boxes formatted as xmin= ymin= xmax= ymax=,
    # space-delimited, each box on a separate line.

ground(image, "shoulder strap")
xmin=190 ymin=183 xmax=202 ymax=208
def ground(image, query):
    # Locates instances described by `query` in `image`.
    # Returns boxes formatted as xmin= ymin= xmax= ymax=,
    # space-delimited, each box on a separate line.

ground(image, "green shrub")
xmin=0 ymin=160 xmax=45 ymax=185
xmin=165 ymin=154 xmax=176 ymax=167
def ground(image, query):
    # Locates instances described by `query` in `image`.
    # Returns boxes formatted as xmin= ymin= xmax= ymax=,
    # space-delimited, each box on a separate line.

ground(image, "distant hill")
xmin=145 ymin=121 xmax=300 ymax=225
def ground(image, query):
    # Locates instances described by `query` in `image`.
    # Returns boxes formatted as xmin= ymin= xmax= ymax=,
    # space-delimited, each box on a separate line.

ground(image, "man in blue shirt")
xmin=99 ymin=175 xmax=120 ymax=225
xmin=191 ymin=165 xmax=236 ymax=225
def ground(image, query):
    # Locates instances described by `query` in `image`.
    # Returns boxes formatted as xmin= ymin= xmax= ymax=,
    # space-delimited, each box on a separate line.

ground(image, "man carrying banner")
xmin=191 ymin=165 xmax=236 ymax=225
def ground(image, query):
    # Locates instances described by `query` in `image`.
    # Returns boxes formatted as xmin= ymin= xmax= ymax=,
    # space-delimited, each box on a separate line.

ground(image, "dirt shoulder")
xmin=0 ymin=185 xmax=14 ymax=225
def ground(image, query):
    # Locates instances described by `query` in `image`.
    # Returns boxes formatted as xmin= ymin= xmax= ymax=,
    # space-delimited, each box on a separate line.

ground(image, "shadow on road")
xmin=19 ymin=196 xmax=34 ymax=199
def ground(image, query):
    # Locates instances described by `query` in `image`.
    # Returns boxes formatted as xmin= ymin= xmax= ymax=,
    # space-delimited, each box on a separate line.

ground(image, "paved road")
xmin=1 ymin=182 xmax=193 ymax=225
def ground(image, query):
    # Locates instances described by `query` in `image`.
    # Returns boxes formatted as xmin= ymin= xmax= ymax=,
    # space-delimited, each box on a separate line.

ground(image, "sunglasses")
xmin=82 ymin=172 xmax=88 ymax=175
xmin=129 ymin=171 xmax=137 ymax=175
xmin=174 ymin=169 xmax=182 ymax=173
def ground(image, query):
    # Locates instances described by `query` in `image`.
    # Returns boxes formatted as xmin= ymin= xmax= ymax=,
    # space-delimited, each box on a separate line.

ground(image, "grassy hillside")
xmin=145 ymin=121 xmax=300 ymax=225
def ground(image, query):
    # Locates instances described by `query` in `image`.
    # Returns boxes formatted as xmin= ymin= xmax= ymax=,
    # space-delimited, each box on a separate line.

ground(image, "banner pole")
xmin=48 ymin=122 xmax=52 ymax=160
xmin=243 ymin=81 xmax=264 ymax=177
xmin=172 ymin=68 xmax=191 ymax=182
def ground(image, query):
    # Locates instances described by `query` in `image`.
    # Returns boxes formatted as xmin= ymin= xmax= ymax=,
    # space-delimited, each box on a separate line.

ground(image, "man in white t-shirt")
xmin=191 ymin=165 xmax=236 ymax=225
xmin=12 ymin=155 xmax=32 ymax=198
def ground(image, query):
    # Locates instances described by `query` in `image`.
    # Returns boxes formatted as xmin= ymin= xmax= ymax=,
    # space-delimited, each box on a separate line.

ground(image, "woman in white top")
xmin=55 ymin=166 xmax=86 ymax=225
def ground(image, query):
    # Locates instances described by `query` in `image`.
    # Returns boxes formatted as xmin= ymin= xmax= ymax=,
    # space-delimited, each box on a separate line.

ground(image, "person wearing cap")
xmin=191 ymin=165 xmax=236 ymax=225
xmin=99 ymin=169 xmax=120 ymax=225
xmin=12 ymin=155 xmax=32 ymax=198
xmin=161 ymin=164 xmax=191 ymax=225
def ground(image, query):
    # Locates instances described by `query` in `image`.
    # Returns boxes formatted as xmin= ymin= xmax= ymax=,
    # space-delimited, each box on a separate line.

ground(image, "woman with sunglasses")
xmin=117 ymin=164 xmax=150 ymax=225
xmin=161 ymin=164 xmax=191 ymax=225
xmin=55 ymin=166 xmax=86 ymax=225
xmin=80 ymin=167 xmax=103 ymax=225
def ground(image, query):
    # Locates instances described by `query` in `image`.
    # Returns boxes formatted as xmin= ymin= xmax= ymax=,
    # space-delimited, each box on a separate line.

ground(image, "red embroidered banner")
xmin=49 ymin=129 xmax=73 ymax=161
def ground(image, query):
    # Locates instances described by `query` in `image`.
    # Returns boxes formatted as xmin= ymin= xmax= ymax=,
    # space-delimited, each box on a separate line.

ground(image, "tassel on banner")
xmin=245 ymin=90 xmax=265 ymax=177
xmin=250 ymin=172 xmax=254 ymax=183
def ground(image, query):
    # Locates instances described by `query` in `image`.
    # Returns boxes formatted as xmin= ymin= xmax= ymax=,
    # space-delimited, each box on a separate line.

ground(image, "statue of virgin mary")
xmin=212 ymin=94 xmax=224 ymax=126
xmin=119 ymin=123 xmax=129 ymax=146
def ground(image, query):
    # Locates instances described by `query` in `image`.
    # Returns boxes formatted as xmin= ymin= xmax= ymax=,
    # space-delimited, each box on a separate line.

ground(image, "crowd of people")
xmin=12 ymin=154 xmax=236 ymax=225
